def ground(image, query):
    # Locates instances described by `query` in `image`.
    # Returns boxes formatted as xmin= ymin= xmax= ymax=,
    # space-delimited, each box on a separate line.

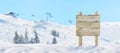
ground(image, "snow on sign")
xmin=76 ymin=11 xmax=100 ymax=46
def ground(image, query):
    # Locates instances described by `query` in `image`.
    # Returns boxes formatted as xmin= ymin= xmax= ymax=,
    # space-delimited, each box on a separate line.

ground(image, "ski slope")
xmin=0 ymin=14 xmax=120 ymax=53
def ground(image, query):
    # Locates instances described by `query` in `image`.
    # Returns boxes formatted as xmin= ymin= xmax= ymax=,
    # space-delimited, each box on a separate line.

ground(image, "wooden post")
xmin=95 ymin=36 xmax=98 ymax=46
xmin=79 ymin=36 xmax=82 ymax=46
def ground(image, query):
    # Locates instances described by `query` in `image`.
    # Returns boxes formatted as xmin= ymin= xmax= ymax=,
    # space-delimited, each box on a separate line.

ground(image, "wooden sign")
xmin=76 ymin=12 xmax=100 ymax=36
xmin=76 ymin=11 xmax=100 ymax=46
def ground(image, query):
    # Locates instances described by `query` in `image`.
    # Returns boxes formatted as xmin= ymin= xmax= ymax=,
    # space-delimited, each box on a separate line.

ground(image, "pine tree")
xmin=52 ymin=37 xmax=57 ymax=44
xmin=24 ymin=29 xmax=29 ymax=44
xmin=13 ymin=31 xmax=19 ymax=44
xmin=51 ymin=30 xmax=59 ymax=37
xmin=34 ymin=29 xmax=40 ymax=43
xmin=19 ymin=35 xmax=24 ymax=44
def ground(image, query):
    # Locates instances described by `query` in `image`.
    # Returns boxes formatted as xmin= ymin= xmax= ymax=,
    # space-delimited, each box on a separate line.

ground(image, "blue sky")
xmin=0 ymin=0 xmax=120 ymax=25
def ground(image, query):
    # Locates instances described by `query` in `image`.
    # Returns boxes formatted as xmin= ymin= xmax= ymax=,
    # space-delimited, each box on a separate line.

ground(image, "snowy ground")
xmin=0 ymin=40 xmax=120 ymax=53
xmin=0 ymin=14 xmax=120 ymax=53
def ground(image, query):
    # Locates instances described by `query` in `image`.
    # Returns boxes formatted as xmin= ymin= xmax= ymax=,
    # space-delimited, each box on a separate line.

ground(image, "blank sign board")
xmin=76 ymin=12 xmax=100 ymax=36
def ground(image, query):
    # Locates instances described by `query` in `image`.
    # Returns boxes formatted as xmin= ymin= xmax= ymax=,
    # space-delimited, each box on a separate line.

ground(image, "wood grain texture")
xmin=76 ymin=14 xmax=100 ymax=36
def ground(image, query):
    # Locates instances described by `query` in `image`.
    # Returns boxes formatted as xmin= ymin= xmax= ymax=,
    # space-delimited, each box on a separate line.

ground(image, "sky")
xmin=0 ymin=0 xmax=120 ymax=25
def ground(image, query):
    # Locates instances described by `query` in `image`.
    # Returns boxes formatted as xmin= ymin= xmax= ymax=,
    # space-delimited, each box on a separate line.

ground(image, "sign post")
xmin=76 ymin=11 xmax=100 ymax=46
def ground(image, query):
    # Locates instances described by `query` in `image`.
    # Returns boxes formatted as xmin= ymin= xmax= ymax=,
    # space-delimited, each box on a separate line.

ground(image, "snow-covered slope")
xmin=101 ymin=22 xmax=120 ymax=41
xmin=0 ymin=14 xmax=120 ymax=53
xmin=0 ymin=14 xmax=76 ymax=43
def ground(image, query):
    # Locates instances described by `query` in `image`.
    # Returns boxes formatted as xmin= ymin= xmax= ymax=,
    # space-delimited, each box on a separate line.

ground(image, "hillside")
xmin=0 ymin=14 xmax=120 ymax=53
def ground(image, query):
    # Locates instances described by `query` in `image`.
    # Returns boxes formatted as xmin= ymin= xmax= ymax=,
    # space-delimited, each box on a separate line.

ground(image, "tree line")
xmin=13 ymin=29 xmax=59 ymax=44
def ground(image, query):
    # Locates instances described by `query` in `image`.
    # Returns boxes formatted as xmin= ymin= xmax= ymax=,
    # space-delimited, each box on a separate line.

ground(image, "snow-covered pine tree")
xmin=13 ymin=31 xmax=19 ymax=44
xmin=30 ymin=38 xmax=35 ymax=43
xmin=19 ymin=35 xmax=24 ymax=44
xmin=51 ymin=30 xmax=59 ymax=37
xmin=34 ymin=29 xmax=40 ymax=43
xmin=52 ymin=37 xmax=57 ymax=44
xmin=23 ymin=29 xmax=29 ymax=44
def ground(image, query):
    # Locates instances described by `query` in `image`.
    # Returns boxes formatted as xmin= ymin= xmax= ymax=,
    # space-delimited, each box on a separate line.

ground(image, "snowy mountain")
xmin=0 ymin=14 xmax=120 ymax=53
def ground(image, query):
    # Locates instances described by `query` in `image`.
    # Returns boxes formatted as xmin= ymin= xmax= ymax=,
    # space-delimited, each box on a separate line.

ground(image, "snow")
xmin=0 ymin=40 xmax=120 ymax=53
xmin=0 ymin=14 xmax=120 ymax=53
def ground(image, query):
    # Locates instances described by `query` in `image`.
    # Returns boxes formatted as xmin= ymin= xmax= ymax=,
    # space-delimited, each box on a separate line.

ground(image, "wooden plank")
xmin=95 ymin=36 xmax=98 ymax=46
xmin=76 ymin=21 xmax=100 ymax=27
xmin=76 ymin=27 xmax=100 ymax=36
xmin=77 ymin=28 xmax=100 ymax=33
xmin=77 ymin=16 xmax=100 ymax=19
xmin=76 ymin=27 xmax=100 ymax=32
xmin=78 ymin=32 xmax=100 ymax=36
xmin=77 ymin=19 xmax=100 ymax=22
xmin=77 ymin=26 xmax=100 ymax=28
xmin=76 ymin=25 xmax=100 ymax=27
xmin=77 ymin=16 xmax=99 ymax=21
xmin=76 ymin=21 xmax=100 ymax=24
xmin=79 ymin=36 xmax=82 ymax=46
xmin=77 ymin=32 xmax=100 ymax=36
